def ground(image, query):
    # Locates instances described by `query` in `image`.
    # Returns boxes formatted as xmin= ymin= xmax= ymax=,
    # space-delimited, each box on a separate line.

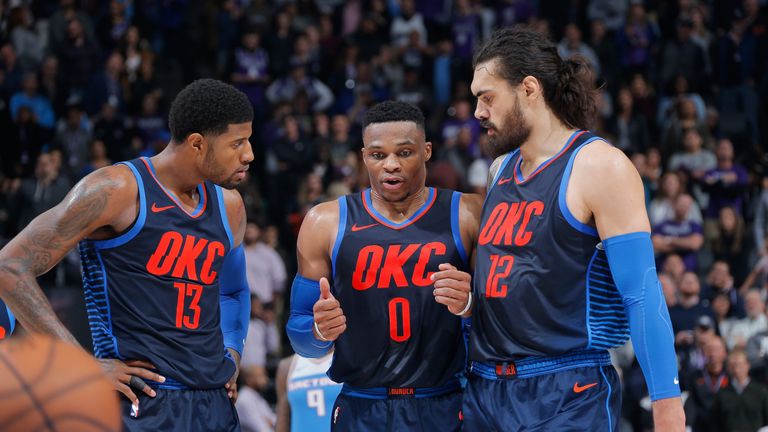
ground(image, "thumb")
xmin=319 ymin=277 xmax=332 ymax=300
xmin=438 ymin=263 xmax=457 ymax=271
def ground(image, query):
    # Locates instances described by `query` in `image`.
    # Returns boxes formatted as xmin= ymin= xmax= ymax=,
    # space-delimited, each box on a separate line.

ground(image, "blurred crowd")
xmin=1 ymin=0 xmax=768 ymax=431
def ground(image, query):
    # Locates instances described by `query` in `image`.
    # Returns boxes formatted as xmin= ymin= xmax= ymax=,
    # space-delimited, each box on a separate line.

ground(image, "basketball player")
xmin=0 ymin=300 xmax=14 ymax=340
xmin=286 ymin=101 xmax=481 ymax=431
xmin=276 ymin=353 xmax=343 ymax=432
xmin=0 ymin=79 xmax=253 ymax=431
xmin=462 ymin=28 xmax=686 ymax=430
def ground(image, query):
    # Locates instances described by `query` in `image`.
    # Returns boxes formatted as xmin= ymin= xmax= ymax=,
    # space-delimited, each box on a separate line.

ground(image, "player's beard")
xmin=204 ymin=146 xmax=242 ymax=190
xmin=482 ymin=96 xmax=531 ymax=158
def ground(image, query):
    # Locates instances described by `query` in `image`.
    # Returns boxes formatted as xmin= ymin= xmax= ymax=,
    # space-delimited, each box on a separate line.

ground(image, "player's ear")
xmin=187 ymin=132 xmax=205 ymax=154
xmin=521 ymin=75 xmax=541 ymax=100
xmin=424 ymin=141 xmax=432 ymax=161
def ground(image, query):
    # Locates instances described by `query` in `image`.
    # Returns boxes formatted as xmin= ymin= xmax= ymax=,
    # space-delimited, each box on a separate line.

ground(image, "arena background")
xmin=0 ymin=0 xmax=767 ymax=430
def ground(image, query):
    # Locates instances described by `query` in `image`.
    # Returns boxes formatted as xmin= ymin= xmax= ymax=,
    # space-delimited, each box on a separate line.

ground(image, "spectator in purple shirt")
xmin=701 ymin=138 xmax=748 ymax=218
xmin=451 ymin=0 xmax=481 ymax=65
xmin=616 ymin=3 xmax=658 ymax=75
xmin=653 ymin=193 xmax=705 ymax=271
xmin=230 ymin=30 xmax=270 ymax=118
xmin=441 ymin=99 xmax=481 ymax=157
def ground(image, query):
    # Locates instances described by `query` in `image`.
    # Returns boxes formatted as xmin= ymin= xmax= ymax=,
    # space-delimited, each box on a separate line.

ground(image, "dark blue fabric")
xmin=121 ymin=387 xmax=239 ymax=431
xmin=462 ymin=365 xmax=621 ymax=431
xmin=330 ymin=390 xmax=462 ymax=432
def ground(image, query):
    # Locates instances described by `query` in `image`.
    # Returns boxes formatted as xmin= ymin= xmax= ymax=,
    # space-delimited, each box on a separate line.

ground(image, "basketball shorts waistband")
xmin=340 ymin=378 xmax=462 ymax=400
xmin=145 ymin=376 xmax=188 ymax=390
xmin=470 ymin=349 xmax=612 ymax=380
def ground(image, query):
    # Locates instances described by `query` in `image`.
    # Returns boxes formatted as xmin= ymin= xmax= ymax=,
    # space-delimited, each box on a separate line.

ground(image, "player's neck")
xmin=370 ymin=186 xmax=429 ymax=222
xmin=518 ymin=113 xmax=576 ymax=175
xmin=149 ymin=148 xmax=204 ymax=199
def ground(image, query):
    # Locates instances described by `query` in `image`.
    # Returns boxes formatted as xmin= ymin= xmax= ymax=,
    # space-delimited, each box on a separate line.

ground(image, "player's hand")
xmin=432 ymin=263 xmax=473 ymax=316
xmin=225 ymin=348 xmax=240 ymax=404
xmin=98 ymin=358 xmax=165 ymax=417
xmin=312 ymin=277 xmax=346 ymax=342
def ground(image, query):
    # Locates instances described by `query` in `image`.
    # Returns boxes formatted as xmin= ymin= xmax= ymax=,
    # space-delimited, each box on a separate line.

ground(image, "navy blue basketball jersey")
xmin=471 ymin=131 xmax=630 ymax=362
xmin=79 ymin=157 xmax=236 ymax=389
xmin=329 ymin=188 xmax=469 ymax=387
xmin=0 ymin=299 xmax=14 ymax=340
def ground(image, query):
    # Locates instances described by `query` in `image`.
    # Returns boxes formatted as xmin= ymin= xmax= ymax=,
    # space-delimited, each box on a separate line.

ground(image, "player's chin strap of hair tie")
xmin=454 ymin=292 xmax=473 ymax=316
xmin=314 ymin=321 xmax=330 ymax=341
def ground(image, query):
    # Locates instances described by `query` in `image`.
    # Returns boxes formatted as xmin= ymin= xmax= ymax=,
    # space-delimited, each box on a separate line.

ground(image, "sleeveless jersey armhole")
xmin=450 ymin=191 xmax=469 ymax=266
xmin=558 ymin=138 xmax=601 ymax=237
xmin=92 ymin=161 xmax=147 ymax=249
xmin=214 ymin=186 xmax=234 ymax=250
xmin=331 ymin=196 xmax=347 ymax=279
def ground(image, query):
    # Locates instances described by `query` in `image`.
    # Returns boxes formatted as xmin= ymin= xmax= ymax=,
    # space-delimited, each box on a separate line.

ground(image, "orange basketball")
xmin=0 ymin=334 xmax=121 ymax=432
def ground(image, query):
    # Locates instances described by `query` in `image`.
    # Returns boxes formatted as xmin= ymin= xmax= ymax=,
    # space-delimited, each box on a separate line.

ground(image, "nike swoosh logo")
xmin=573 ymin=382 xmax=598 ymax=393
xmin=351 ymin=223 xmax=379 ymax=232
xmin=497 ymin=177 xmax=514 ymax=185
xmin=151 ymin=203 xmax=175 ymax=213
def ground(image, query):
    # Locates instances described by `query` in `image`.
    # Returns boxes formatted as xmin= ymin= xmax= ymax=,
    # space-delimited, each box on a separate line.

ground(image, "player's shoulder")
xmin=73 ymin=164 xmax=138 ymax=202
xmin=302 ymin=199 xmax=340 ymax=231
xmin=572 ymin=138 xmax=634 ymax=178
xmin=220 ymin=187 xmax=245 ymax=214
xmin=459 ymin=192 xmax=483 ymax=211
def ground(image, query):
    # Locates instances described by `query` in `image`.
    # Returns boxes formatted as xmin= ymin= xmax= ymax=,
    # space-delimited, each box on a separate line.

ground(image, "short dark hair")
xmin=473 ymin=27 xmax=597 ymax=131
xmin=168 ymin=79 xmax=253 ymax=143
xmin=363 ymin=100 xmax=425 ymax=130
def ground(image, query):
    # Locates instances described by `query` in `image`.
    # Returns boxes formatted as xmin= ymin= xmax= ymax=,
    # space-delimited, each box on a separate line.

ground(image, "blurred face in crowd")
xmin=719 ymin=207 xmax=737 ymax=232
xmin=744 ymin=290 xmax=765 ymax=319
xmin=242 ymin=32 xmax=259 ymax=50
xmin=674 ymin=194 xmax=693 ymax=220
xmin=90 ymin=139 xmax=107 ymax=160
xmin=704 ymin=337 xmax=726 ymax=374
xmin=662 ymin=254 xmax=685 ymax=280
xmin=244 ymin=223 xmax=260 ymax=246
xmin=682 ymin=128 xmax=702 ymax=152
xmin=362 ymin=120 xmax=431 ymax=203
xmin=708 ymin=261 xmax=732 ymax=290
xmin=679 ymin=272 xmax=700 ymax=298
xmin=728 ymin=351 xmax=750 ymax=383
xmin=660 ymin=172 xmax=681 ymax=199
xmin=472 ymin=59 xmax=531 ymax=158
xmin=21 ymin=72 xmax=38 ymax=95
xmin=618 ymin=87 xmax=633 ymax=112
xmin=711 ymin=294 xmax=731 ymax=319
xmin=564 ymin=23 xmax=582 ymax=46
xmin=716 ymin=139 xmax=734 ymax=163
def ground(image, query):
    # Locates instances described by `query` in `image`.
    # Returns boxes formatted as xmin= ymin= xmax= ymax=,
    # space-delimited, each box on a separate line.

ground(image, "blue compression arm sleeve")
xmin=219 ymin=245 xmax=250 ymax=355
xmin=286 ymin=275 xmax=333 ymax=358
xmin=603 ymin=232 xmax=681 ymax=401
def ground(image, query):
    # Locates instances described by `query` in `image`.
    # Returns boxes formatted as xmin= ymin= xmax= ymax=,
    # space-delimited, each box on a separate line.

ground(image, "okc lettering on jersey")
xmin=478 ymin=201 xmax=545 ymax=247
xmin=287 ymin=376 xmax=338 ymax=391
xmin=351 ymin=242 xmax=447 ymax=290
xmin=145 ymin=231 xmax=226 ymax=283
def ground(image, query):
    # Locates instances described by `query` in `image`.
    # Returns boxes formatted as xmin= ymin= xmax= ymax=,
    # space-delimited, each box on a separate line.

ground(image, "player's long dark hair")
xmin=473 ymin=27 xmax=597 ymax=131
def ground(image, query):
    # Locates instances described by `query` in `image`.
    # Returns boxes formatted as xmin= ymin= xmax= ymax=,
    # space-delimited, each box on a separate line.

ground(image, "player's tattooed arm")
xmin=0 ymin=166 xmax=134 ymax=344
xmin=486 ymin=155 xmax=506 ymax=190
